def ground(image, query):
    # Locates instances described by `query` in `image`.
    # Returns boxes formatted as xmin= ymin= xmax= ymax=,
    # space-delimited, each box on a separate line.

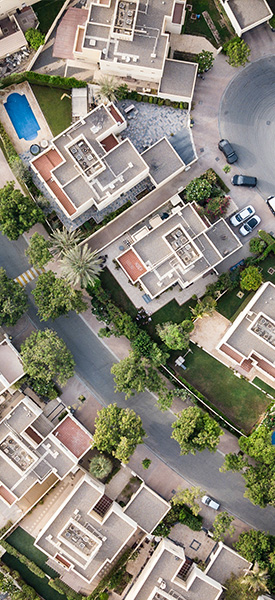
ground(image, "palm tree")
xmin=89 ymin=454 xmax=112 ymax=479
xmin=242 ymin=563 xmax=270 ymax=594
xmin=51 ymin=227 xmax=83 ymax=258
xmin=97 ymin=76 xmax=117 ymax=103
xmin=61 ymin=243 xmax=102 ymax=288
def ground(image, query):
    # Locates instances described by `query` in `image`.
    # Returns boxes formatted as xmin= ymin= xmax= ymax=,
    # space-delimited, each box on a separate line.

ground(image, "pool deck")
xmin=0 ymin=82 xmax=53 ymax=154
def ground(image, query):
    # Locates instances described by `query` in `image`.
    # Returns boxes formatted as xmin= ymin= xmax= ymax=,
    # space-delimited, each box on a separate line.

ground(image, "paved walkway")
xmin=170 ymin=33 xmax=218 ymax=56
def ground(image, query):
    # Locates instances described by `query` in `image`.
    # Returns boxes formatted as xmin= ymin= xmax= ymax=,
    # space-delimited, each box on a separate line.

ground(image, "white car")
xmin=202 ymin=495 xmax=220 ymax=510
xmin=230 ymin=205 xmax=255 ymax=227
xmin=239 ymin=215 xmax=261 ymax=237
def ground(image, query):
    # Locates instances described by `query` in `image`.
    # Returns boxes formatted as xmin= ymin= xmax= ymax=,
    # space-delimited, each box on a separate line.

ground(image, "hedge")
xmin=1 ymin=540 xmax=45 ymax=578
xmin=0 ymin=122 xmax=18 ymax=165
xmin=86 ymin=548 xmax=133 ymax=600
xmin=0 ymin=71 xmax=87 ymax=90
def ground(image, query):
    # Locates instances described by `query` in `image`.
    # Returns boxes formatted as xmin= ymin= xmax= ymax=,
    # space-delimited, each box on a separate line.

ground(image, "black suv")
xmin=231 ymin=174 xmax=257 ymax=187
xmin=218 ymin=139 xmax=238 ymax=164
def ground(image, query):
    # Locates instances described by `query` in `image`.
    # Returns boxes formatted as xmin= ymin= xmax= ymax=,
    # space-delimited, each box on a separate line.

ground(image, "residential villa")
xmin=0 ymin=393 xmax=93 ymax=523
xmin=53 ymin=0 xmax=198 ymax=105
xmin=0 ymin=334 xmax=24 ymax=395
xmin=124 ymin=536 xmax=251 ymax=600
xmin=34 ymin=471 xmax=170 ymax=585
xmin=217 ymin=281 xmax=275 ymax=382
xmin=220 ymin=0 xmax=272 ymax=37
xmin=116 ymin=197 xmax=242 ymax=299
xmin=0 ymin=5 xmax=38 ymax=59
xmin=30 ymin=102 xmax=187 ymax=222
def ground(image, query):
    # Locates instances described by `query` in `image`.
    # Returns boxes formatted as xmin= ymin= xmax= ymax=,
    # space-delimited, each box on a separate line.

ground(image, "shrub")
xmin=142 ymin=95 xmax=148 ymax=102
xmin=258 ymin=230 xmax=275 ymax=246
xmin=142 ymin=458 xmax=151 ymax=469
xmin=89 ymin=454 xmax=113 ymax=480
xmin=178 ymin=508 xmax=202 ymax=531
xmin=149 ymin=96 xmax=153 ymax=103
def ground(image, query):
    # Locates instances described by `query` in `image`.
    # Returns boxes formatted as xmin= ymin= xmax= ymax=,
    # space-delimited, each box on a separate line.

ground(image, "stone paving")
xmin=118 ymin=99 xmax=189 ymax=156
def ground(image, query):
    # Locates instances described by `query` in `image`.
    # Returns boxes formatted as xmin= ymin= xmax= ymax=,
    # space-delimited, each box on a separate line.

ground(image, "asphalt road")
xmin=1 ymin=232 xmax=275 ymax=533
xmin=219 ymin=56 xmax=275 ymax=200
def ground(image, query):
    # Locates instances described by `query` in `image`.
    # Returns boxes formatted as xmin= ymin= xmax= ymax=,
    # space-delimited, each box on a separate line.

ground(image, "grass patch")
xmin=183 ymin=0 xmax=234 ymax=47
xmin=2 ymin=554 xmax=63 ymax=600
xmin=100 ymin=269 xmax=137 ymax=320
xmin=31 ymin=85 xmax=71 ymax=136
xmin=216 ymin=288 xmax=251 ymax=321
xmin=253 ymin=377 xmax=275 ymax=398
xmin=147 ymin=297 xmax=197 ymax=340
xmin=33 ymin=0 xmax=66 ymax=34
xmin=6 ymin=527 xmax=57 ymax=578
xmin=259 ymin=254 xmax=275 ymax=284
xmin=181 ymin=344 xmax=270 ymax=432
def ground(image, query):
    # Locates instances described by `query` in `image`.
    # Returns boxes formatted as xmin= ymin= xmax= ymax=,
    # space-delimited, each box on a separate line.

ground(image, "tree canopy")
xmin=21 ymin=329 xmax=75 ymax=390
xmin=0 ymin=182 xmax=44 ymax=240
xmin=32 ymin=271 xmax=87 ymax=321
xmin=171 ymin=486 xmax=204 ymax=516
xmin=171 ymin=406 xmax=222 ymax=455
xmin=224 ymin=37 xmax=250 ymax=67
xmin=185 ymin=177 xmax=212 ymax=204
xmin=61 ymin=243 xmax=102 ymax=288
xmin=156 ymin=320 xmax=194 ymax=350
xmin=196 ymin=50 xmax=214 ymax=73
xmin=111 ymin=351 xmax=168 ymax=400
xmin=93 ymin=403 xmax=145 ymax=463
xmin=25 ymin=28 xmax=45 ymax=49
xmin=25 ymin=232 xmax=52 ymax=267
xmin=212 ymin=511 xmax=235 ymax=542
xmin=50 ymin=227 xmax=83 ymax=257
xmin=220 ymin=452 xmax=249 ymax=473
xmin=0 ymin=267 xmax=28 ymax=326
xmin=240 ymin=266 xmax=263 ymax=291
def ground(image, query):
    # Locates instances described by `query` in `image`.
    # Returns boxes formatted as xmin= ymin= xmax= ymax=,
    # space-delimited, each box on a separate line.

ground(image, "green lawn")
xmin=217 ymin=288 xmax=253 ymax=321
xmin=2 ymin=554 xmax=64 ymax=600
xmin=253 ymin=377 xmax=275 ymax=398
xmin=31 ymin=85 xmax=71 ymax=137
xmin=33 ymin=0 xmax=66 ymax=34
xmin=100 ymin=269 xmax=137 ymax=319
xmin=6 ymin=527 xmax=57 ymax=578
xmin=183 ymin=0 xmax=234 ymax=47
xmin=178 ymin=344 xmax=270 ymax=433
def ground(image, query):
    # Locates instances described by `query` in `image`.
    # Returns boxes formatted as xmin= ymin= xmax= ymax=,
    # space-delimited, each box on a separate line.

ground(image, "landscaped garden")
xmin=216 ymin=288 xmax=253 ymax=321
xmin=176 ymin=344 xmax=270 ymax=433
xmin=33 ymin=0 xmax=66 ymax=34
xmin=2 ymin=554 xmax=64 ymax=600
xmin=31 ymin=85 xmax=72 ymax=136
xmin=182 ymin=0 xmax=234 ymax=47
xmin=6 ymin=527 xmax=57 ymax=577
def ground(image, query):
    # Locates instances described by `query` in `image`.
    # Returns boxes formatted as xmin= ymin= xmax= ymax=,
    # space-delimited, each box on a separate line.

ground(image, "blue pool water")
xmin=272 ymin=431 xmax=275 ymax=445
xmin=4 ymin=93 xmax=40 ymax=141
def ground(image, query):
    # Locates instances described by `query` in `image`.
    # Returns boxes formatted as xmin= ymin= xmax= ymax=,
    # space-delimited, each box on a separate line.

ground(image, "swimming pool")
xmin=4 ymin=93 xmax=40 ymax=141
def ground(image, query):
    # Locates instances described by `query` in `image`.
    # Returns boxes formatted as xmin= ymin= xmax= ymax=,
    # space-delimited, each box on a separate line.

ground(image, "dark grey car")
xmin=218 ymin=139 xmax=238 ymax=164
xmin=231 ymin=174 xmax=257 ymax=187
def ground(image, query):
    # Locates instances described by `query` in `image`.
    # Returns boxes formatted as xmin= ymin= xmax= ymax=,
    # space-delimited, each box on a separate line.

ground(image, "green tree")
xmin=235 ymin=529 xmax=272 ymax=566
xmin=220 ymin=452 xmax=249 ymax=473
xmin=115 ymin=83 xmax=129 ymax=100
xmin=239 ymin=425 xmax=275 ymax=465
xmin=32 ymin=271 xmax=87 ymax=321
xmin=93 ymin=403 xmax=145 ymax=463
xmin=171 ymin=406 xmax=222 ymax=455
xmin=111 ymin=351 xmax=167 ymax=400
xmin=190 ymin=295 xmax=217 ymax=319
xmin=156 ymin=320 xmax=194 ymax=350
xmin=224 ymin=37 xmax=250 ymax=67
xmin=196 ymin=49 xmax=214 ymax=73
xmin=243 ymin=462 xmax=275 ymax=508
xmin=249 ymin=237 xmax=266 ymax=255
xmin=21 ymin=329 xmax=75 ymax=389
xmin=10 ymin=157 xmax=33 ymax=186
xmin=156 ymin=389 xmax=174 ymax=412
xmin=212 ymin=511 xmax=235 ymax=541
xmin=142 ymin=458 xmax=151 ymax=469
xmin=25 ymin=232 xmax=52 ymax=267
xmin=0 ymin=267 xmax=28 ymax=326
xmin=240 ymin=266 xmax=263 ymax=291
xmin=224 ymin=574 xmax=257 ymax=600
xmin=242 ymin=563 xmax=270 ymax=594
xmin=97 ymin=76 xmax=117 ymax=103
xmin=205 ymin=195 xmax=229 ymax=220
xmin=61 ymin=243 xmax=102 ymax=288
xmin=0 ymin=182 xmax=44 ymax=240
xmin=50 ymin=226 xmax=83 ymax=257
xmin=132 ymin=330 xmax=167 ymax=365
xmin=185 ymin=177 xmax=212 ymax=204
xmin=89 ymin=454 xmax=113 ymax=479
xmin=25 ymin=28 xmax=45 ymax=49
xmin=171 ymin=486 xmax=204 ymax=516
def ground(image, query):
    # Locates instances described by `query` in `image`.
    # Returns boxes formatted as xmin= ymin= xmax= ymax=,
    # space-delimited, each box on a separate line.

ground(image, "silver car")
xmin=230 ymin=205 xmax=255 ymax=227
xmin=202 ymin=495 xmax=220 ymax=510
xmin=239 ymin=215 xmax=261 ymax=236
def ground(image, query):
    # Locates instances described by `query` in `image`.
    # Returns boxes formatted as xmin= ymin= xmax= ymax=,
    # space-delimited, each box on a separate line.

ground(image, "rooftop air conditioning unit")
xmin=128 ymin=162 xmax=133 ymax=168
xmin=89 ymin=39 xmax=96 ymax=46
xmin=109 ymin=183 xmax=115 ymax=189
xmin=151 ymin=52 xmax=156 ymax=58
xmin=119 ymin=175 xmax=124 ymax=182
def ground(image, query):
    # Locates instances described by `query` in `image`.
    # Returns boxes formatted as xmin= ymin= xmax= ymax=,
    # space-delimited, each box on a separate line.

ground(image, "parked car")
xmin=230 ymin=205 xmax=255 ymax=227
xmin=239 ymin=215 xmax=261 ymax=236
xmin=202 ymin=495 xmax=220 ymax=510
xmin=266 ymin=196 xmax=275 ymax=214
xmin=231 ymin=174 xmax=257 ymax=187
xmin=218 ymin=139 xmax=238 ymax=164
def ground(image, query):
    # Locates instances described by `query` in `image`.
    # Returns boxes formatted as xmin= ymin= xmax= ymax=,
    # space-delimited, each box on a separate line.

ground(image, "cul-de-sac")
xmin=0 ymin=1 xmax=275 ymax=599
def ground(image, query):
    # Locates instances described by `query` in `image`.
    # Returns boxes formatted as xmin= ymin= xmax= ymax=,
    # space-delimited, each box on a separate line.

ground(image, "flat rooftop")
xmin=118 ymin=249 xmax=147 ymax=282
xmin=0 ymin=340 xmax=24 ymax=388
xmin=206 ymin=547 xmax=250 ymax=585
xmin=228 ymin=0 xmax=271 ymax=29
xmin=53 ymin=7 xmax=89 ymax=59
xmin=124 ymin=487 xmax=169 ymax=533
xmin=223 ymin=282 xmax=275 ymax=365
xmin=159 ymin=59 xmax=197 ymax=99
xmin=52 ymin=416 xmax=92 ymax=459
xmin=142 ymin=138 xmax=184 ymax=185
